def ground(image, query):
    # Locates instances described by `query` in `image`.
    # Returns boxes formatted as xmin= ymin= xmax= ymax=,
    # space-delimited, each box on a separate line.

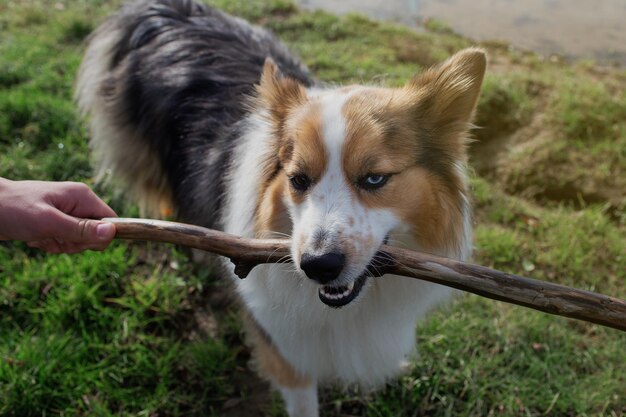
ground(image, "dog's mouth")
xmin=317 ymin=240 xmax=393 ymax=308
xmin=318 ymin=274 xmax=368 ymax=308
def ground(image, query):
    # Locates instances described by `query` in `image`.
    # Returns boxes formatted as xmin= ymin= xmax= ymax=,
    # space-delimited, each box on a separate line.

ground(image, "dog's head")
xmin=254 ymin=48 xmax=486 ymax=307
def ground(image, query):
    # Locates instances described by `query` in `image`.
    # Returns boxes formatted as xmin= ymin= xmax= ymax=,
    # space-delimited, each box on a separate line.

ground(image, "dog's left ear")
xmin=408 ymin=48 xmax=486 ymax=133
xmin=257 ymin=58 xmax=307 ymax=122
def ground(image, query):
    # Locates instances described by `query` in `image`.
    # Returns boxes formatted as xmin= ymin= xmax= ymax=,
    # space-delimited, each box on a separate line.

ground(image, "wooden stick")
xmin=104 ymin=217 xmax=626 ymax=332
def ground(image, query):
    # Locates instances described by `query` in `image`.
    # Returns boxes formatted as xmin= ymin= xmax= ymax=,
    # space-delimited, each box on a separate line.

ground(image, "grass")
xmin=0 ymin=242 xmax=239 ymax=416
xmin=493 ymin=75 xmax=626 ymax=216
xmin=0 ymin=0 xmax=624 ymax=416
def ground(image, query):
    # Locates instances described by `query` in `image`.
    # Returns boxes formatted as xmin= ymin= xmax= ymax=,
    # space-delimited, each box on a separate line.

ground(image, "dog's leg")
xmin=244 ymin=314 xmax=319 ymax=417
xmin=277 ymin=384 xmax=318 ymax=417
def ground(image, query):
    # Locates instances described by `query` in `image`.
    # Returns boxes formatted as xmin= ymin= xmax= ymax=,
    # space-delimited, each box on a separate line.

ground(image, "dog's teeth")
xmin=321 ymin=281 xmax=356 ymax=301
xmin=319 ymin=276 xmax=368 ymax=306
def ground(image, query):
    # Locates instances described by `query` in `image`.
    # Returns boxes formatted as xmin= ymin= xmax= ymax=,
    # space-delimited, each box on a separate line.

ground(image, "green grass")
xmin=0 ymin=1 xmax=625 ymax=416
xmin=474 ymin=73 xmax=537 ymax=143
xmin=0 ymin=243 xmax=239 ymax=416
xmin=494 ymin=76 xmax=626 ymax=217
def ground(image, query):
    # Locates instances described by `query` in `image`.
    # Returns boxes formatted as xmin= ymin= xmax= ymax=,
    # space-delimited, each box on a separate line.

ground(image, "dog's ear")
xmin=258 ymin=58 xmax=307 ymax=121
xmin=407 ymin=48 xmax=486 ymax=133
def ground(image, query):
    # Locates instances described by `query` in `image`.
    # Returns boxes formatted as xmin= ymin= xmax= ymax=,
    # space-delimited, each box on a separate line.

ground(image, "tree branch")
xmin=104 ymin=218 xmax=626 ymax=332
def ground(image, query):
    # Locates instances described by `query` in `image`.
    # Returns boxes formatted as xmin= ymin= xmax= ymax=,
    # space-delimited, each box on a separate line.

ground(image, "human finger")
xmin=44 ymin=212 xmax=117 ymax=246
xmin=49 ymin=182 xmax=117 ymax=219
xmin=27 ymin=238 xmax=63 ymax=254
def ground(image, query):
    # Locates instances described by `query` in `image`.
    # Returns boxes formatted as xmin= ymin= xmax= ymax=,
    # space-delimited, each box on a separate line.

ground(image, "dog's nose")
xmin=300 ymin=252 xmax=345 ymax=284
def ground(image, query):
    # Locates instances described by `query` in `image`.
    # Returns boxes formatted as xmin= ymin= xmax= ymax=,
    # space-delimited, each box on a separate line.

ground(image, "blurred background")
xmin=298 ymin=0 xmax=626 ymax=65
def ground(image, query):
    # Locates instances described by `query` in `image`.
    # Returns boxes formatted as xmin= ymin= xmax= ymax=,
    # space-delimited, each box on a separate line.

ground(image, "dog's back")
xmin=76 ymin=0 xmax=311 ymax=223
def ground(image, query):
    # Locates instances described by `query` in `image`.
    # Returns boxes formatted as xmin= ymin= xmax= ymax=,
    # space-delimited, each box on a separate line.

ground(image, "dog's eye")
xmin=289 ymin=174 xmax=311 ymax=192
xmin=359 ymin=174 xmax=390 ymax=190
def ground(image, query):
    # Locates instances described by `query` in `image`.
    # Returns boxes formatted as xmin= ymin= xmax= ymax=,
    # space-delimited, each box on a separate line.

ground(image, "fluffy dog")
xmin=76 ymin=0 xmax=485 ymax=415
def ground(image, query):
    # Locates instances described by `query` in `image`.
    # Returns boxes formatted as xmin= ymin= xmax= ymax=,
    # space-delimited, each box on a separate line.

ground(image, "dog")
xmin=76 ymin=0 xmax=485 ymax=415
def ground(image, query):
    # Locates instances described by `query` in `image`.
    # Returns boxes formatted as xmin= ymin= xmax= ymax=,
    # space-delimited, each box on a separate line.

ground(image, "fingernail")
xmin=96 ymin=223 xmax=115 ymax=240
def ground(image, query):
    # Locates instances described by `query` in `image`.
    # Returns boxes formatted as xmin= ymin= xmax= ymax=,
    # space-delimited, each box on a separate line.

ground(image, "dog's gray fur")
xmin=77 ymin=0 xmax=312 ymax=224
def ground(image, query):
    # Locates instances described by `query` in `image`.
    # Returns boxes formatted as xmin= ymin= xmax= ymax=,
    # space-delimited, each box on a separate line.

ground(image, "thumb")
xmin=61 ymin=215 xmax=117 ymax=244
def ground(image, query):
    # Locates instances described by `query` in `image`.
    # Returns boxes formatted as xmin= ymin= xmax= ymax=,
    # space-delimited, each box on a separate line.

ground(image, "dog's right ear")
xmin=258 ymin=58 xmax=307 ymax=121
xmin=407 ymin=48 xmax=486 ymax=133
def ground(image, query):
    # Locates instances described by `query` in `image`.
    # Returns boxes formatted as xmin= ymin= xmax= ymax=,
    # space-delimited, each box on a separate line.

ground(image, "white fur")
xmin=222 ymin=110 xmax=274 ymax=240
xmin=76 ymin=7 xmax=474 ymax=417
xmin=289 ymin=91 xmax=399 ymax=284
xmin=278 ymin=385 xmax=319 ymax=417
xmin=222 ymin=89 xmax=465 ymax=398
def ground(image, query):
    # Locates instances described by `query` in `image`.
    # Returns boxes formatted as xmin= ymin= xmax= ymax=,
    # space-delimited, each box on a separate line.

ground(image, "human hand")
xmin=0 ymin=178 xmax=117 ymax=254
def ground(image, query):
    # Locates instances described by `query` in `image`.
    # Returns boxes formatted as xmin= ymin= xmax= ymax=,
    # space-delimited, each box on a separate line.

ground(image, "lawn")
xmin=0 ymin=0 xmax=624 ymax=416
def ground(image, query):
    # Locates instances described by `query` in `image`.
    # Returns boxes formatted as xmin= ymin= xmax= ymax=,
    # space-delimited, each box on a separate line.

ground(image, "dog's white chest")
xmin=234 ymin=264 xmax=454 ymax=385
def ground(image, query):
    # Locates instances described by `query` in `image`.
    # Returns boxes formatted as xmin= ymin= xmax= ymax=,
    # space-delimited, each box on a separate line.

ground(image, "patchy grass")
xmin=0 ymin=243 xmax=241 ymax=416
xmin=474 ymin=64 xmax=626 ymax=216
xmin=369 ymin=294 xmax=625 ymax=416
xmin=492 ymin=74 xmax=626 ymax=216
xmin=473 ymin=74 xmax=537 ymax=145
xmin=0 ymin=0 xmax=624 ymax=416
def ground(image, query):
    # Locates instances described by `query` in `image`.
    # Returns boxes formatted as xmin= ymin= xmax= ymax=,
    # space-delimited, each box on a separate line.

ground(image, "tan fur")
xmin=76 ymin=21 xmax=174 ymax=219
xmin=337 ymin=49 xmax=486 ymax=255
xmin=408 ymin=48 xmax=486 ymax=130
xmin=339 ymin=87 xmax=467 ymax=253
xmin=406 ymin=47 xmax=486 ymax=179
xmin=254 ymin=49 xmax=485 ymax=254
xmin=254 ymin=99 xmax=328 ymax=234
xmin=257 ymin=59 xmax=308 ymax=139
xmin=387 ymin=167 xmax=465 ymax=254
xmin=253 ymin=60 xmax=305 ymax=234
xmin=254 ymin=175 xmax=291 ymax=238
xmin=79 ymin=7 xmax=487 ymax=410
xmin=342 ymin=87 xmax=420 ymax=179
xmin=281 ymin=102 xmax=328 ymax=202
xmin=91 ymin=121 xmax=174 ymax=219
xmin=254 ymin=61 xmax=328 ymax=230
xmin=248 ymin=48 xmax=485 ymax=391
